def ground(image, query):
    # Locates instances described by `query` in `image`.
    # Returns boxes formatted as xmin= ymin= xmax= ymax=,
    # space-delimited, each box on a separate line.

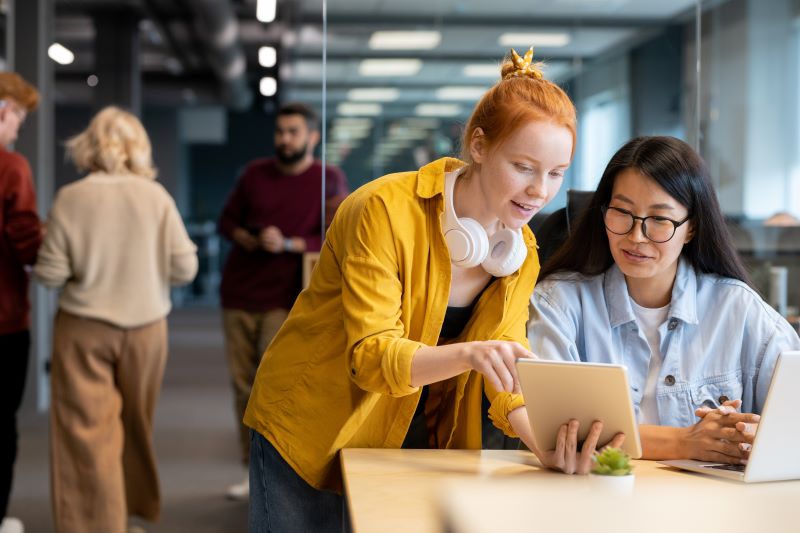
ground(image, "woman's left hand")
xmin=531 ymin=420 xmax=626 ymax=475
xmin=507 ymin=408 xmax=625 ymax=475
xmin=695 ymin=399 xmax=759 ymax=457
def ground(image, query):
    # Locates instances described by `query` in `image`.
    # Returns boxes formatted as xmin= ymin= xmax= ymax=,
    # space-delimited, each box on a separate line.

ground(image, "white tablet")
xmin=516 ymin=358 xmax=642 ymax=458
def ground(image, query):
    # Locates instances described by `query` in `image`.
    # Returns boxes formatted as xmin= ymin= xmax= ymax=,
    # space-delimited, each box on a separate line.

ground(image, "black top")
xmin=402 ymin=278 xmax=495 ymax=449
xmin=439 ymin=304 xmax=475 ymax=340
xmin=439 ymin=277 xmax=495 ymax=340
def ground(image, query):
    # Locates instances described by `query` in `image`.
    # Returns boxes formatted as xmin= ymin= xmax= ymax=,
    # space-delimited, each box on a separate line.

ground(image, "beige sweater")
xmin=34 ymin=172 xmax=198 ymax=328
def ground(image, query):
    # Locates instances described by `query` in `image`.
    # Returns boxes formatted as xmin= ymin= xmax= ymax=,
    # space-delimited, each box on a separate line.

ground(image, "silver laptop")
xmin=660 ymin=351 xmax=800 ymax=482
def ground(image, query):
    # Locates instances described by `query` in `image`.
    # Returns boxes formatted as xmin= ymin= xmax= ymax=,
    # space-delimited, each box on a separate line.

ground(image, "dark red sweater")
xmin=0 ymin=147 xmax=42 ymax=335
xmin=218 ymin=158 xmax=348 ymax=312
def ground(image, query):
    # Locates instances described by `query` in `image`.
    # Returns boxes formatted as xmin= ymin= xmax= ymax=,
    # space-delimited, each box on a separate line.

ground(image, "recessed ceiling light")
xmin=435 ymin=86 xmax=488 ymax=101
xmin=414 ymin=103 xmax=462 ymax=117
xmin=337 ymin=102 xmax=383 ymax=116
xmin=48 ymin=43 xmax=74 ymax=65
xmin=368 ymin=31 xmax=441 ymax=50
xmin=388 ymin=128 xmax=429 ymax=140
xmin=401 ymin=118 xmax=441 ymax=129
xmin=359 ymin=59 xmax=422 ymax=77
xmin=259 ymin=77 xmax=277 ymax=97
xmin=333 ymin=127 xmax=371 ymax=140
xmin=347 ymin=88 xmax=400 ymax=102
xmin=259 ymin=46 xmax=277 ymax=67
xmin=257 ymin=0 xmax=276 ymax=23
xmin=334 ymin=118 xmax=373 ymax=129
xmin=498 ymin=32 xmax=570 ymax=48
xmin=463 ymin=64 xmax=500 ymax=78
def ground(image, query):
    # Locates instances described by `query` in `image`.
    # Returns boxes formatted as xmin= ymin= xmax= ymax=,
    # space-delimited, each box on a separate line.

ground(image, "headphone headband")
xmin=441 ymin=168 xmax=464 ymax=233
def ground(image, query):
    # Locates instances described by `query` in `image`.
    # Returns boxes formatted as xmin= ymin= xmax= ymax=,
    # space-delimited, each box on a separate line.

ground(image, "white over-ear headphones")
xmin=440 ymin=169 xmax=527 ymax=277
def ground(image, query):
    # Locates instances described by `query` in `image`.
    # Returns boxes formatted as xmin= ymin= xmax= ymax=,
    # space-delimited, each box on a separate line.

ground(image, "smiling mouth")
xmin=511 ymin=200 xmax=539 ymax=212
xmin=623 ymin=249 xmax=650 ymax=259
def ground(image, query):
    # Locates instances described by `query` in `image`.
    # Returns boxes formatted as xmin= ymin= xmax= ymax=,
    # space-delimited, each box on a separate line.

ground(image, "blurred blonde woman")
xmin=34 ymin=106 xmax=198 ymax=533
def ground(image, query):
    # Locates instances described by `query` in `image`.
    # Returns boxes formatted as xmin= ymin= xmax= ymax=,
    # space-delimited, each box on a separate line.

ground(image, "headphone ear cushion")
xmin=482 ymin=228 xmax=527 ymax=277
xmin=449 ymin=217 xmax=488 ymax=268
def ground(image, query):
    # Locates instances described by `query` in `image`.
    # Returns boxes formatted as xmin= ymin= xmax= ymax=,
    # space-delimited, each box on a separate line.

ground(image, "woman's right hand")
xmin=532 ymin=420 xmax=625 ymax=475
xmin=233 ymin=227 xmax=259 ymax=252
xmin=465 ymin=340 xmax=532 ymax=394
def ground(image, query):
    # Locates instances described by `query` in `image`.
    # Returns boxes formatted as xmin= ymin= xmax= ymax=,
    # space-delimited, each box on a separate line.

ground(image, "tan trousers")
xmin=222 ymin=308 xmax=288 ymax=465
xmin=50 ymin=311 xmax=167 ymax=533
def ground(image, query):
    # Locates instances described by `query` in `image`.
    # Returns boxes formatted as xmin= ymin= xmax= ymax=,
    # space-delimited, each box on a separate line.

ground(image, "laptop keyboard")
xmin=706 ymin=463 xmax=746 ymax=472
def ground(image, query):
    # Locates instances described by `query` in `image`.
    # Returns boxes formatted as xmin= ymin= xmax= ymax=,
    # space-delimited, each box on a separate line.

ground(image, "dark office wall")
xmin=629 ymin=25 xmax=685 ymax=138
xmin=53 ymin=105 xmax=92 ymax=192
xmin=188 ymin=109 xmax=275 ymax=222
xmin=144 ymin=106 xmax=186 ymax=214
xmin=52 ymin=105 xmax=187 ymax=215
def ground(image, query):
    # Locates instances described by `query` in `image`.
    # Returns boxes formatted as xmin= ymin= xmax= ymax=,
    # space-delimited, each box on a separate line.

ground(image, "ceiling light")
xmin=48 ymin=43 xmax=74 ymax=65
xmin=333 ymin=128 xmax=371 ymax=140
xmin=498 ymin=32 xmax=571 ymax=48
xmin=463 ymin=64 xmax=499 ymax=78
xmin=414 ymin=103 xmax=462 ymax=117
xmin=401 ymin=118 xmax=440 ymax=129
xmin=165 ymin=57 xmax=183 ymax=75
xmin=368 ymin=31 xmax=441 ymax=50
xmin=257 ymin=0 xmax=276 ymax=23
xmin=347 ymin=88 xmax=400 ymax=102
xmin=259 ymin=46 xmax=277 ymax=67
xmin=388 ymin=129 xmax=429 ymax=140
xmin=260 ymin=77 xmax=277 ymax=97
xmin=335 ymin=118 xmax=373 ymax=128
xmin=337 ymin=103 xmax=383 ymax=116
xmin=435 ymin=86 xmax=488 ymax=101
xmin=359 ymin=59 xmax=422 ymax=77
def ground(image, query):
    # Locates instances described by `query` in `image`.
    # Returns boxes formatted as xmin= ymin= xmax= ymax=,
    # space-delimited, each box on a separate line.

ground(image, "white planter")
xmin=588 ymin=473 xmax=635 ymax=496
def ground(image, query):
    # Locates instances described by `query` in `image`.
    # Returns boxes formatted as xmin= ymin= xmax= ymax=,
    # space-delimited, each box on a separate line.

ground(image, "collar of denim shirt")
xmin=603 ymin=257 xmax=700 ymax=329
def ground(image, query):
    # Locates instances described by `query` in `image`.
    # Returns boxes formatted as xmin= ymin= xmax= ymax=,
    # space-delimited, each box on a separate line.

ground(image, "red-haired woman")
xmin=245 ymin=49 xmax=576 ymax=532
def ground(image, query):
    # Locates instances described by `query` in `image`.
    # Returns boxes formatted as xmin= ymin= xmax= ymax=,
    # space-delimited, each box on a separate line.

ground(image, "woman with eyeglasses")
xmin=526 ymin=136 xmax=800 ymax=474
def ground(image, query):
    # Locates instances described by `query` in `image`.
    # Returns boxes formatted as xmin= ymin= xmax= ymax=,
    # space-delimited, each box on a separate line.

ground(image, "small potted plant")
xmin=590 ymin=447 xmax=635 ymax=493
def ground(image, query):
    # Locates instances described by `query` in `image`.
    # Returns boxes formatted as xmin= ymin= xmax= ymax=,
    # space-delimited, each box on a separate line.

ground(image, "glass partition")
xmin=317 ymin=0 xmax=800 ymax=322
xmin=319 ymin=0 xmax=702 ymax=197
xmin=695 ymin=0 xmax=800 ymax=321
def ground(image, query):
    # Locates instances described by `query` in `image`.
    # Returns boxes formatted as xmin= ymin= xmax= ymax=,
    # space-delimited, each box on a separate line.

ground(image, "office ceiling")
xmin=45 ymin=0 xmax=709 ymax=176
xmin=50 ymin=0 xmax=701 ymax=111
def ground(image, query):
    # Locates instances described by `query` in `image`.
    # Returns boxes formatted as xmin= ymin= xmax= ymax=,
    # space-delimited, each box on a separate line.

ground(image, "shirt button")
xmin=719 ymin=395 xmax=730 ymax=404
xmin=664 ymin=375 xmax=676 ymax=386
xmin=667 ymin=319 xmax=678 ymax=331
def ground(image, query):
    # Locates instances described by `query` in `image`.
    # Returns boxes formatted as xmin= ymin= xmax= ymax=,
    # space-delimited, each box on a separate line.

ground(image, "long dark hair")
xmin=539 ymin=136 xmax=753 ymax=287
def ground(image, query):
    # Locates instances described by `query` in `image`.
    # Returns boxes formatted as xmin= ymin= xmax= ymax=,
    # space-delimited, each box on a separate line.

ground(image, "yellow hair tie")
xmin=504 ymin=47 xmax=543 ymax=80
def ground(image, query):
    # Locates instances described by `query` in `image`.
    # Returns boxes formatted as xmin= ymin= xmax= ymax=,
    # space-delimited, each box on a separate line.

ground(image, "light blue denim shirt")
xmin=528 ymin=258 xmax=800 ymax=427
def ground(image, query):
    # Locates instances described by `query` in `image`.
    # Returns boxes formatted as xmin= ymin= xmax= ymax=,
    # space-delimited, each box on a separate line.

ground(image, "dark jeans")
xmin=249 ymin=430 xmax=349 ymax=533
xmin=0 ymin=330 xmax=30 ymax=520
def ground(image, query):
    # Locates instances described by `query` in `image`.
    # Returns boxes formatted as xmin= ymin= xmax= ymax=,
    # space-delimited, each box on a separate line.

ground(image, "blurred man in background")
xmin=217 ymin=102 xmax=348 ymax=500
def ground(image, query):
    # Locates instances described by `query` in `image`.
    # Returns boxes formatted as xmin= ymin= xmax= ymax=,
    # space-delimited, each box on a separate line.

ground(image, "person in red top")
xmin=0 ymin=72 xmax=40 ymax=533
xmin=217 ymin=102 xmax=348 ymax=499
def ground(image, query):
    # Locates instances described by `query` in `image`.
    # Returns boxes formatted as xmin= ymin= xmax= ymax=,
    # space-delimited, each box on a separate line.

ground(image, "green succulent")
xmin=591 ymin=447 xmax=633 ymax=476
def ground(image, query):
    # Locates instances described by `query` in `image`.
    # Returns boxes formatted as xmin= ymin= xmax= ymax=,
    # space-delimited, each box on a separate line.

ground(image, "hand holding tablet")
xmin=515 ymin=359 xmax=643 ymax=464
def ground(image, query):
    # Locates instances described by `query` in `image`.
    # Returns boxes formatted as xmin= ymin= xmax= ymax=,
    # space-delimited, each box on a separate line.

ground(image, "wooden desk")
xmin=340 ymin=449 xmax=800 ymax=533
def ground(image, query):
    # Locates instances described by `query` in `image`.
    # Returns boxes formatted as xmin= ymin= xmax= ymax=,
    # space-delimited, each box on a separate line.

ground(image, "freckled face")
xmin=471 ymin=120 xmax=573 ymax=230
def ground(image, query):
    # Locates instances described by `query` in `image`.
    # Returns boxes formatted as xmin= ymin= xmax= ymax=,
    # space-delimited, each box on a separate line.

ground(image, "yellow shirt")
xmin=244 ymin=157 xmax=539 ymax=491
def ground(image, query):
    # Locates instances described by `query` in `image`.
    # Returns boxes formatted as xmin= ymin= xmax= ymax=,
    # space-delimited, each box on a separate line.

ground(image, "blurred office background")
xmin=3 ymin=0 xmax=800 ymax=530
